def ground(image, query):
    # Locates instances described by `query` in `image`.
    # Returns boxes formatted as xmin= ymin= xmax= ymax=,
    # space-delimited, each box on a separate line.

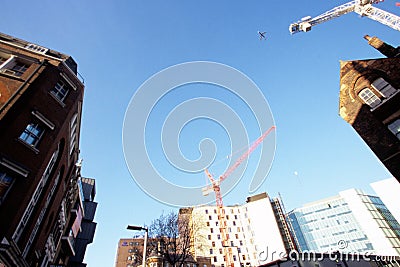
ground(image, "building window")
xmin=0 ymin=55 xmax=30 ymax=77
xmin=213 ymin=257 xmax=217 ymax=262
xmin=210 ymin=249 xmax=213 ymax=254
xmin=19 ymin=123 xmax=45 ymax=147
xmin=212 ymin=241 xmax=215 ymax=247
xmin=217 ymin=234 xmax=221 ymax=239
xmin=207 ymin=222 xmax=210 ymax=226
xmin=233 ymin=255 xmax=237 ymax=261
xmin=11 ymin=61 xmax=29 ymax=76
xmin=25 ymin=43 xmax=48 ymax=54
xmin=205 ymin=209 xmax=209 ymax=214
xmin=208 ymin=235 xmax=211 ymax=240
xmin=219 ymin=248 xmax=223 ymax=254
xmin=358 ymin=88 xmax=381 ymax=108
xmin=51 ymin=80 xmax=70 ymax=102
xmin=209 ymin=215 xmax=212 ymax=220
xmin=372 ymin=77 xmax=397 ymax=98
xmin=0 ymin=171 xmax=14 ymax=204
xmin=388 ymin=119 xmax=400 ymax=139
xmin=211 ymin=228 xmax=214 ymax=233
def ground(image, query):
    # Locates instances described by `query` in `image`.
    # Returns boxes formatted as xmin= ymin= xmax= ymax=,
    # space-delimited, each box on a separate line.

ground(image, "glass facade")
xmin=288 ymin=197 xmax=374 ymax=253
xmin=288 ymin=190 xmax=400 ymax=256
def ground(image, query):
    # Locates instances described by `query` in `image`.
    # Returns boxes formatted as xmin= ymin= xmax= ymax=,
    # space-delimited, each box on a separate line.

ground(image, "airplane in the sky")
xmin=258 ymin=31 xmax=266 ymax=40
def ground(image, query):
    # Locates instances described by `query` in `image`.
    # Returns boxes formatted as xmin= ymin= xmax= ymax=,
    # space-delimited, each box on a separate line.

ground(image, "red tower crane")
xmin=202 ymin=125 xmax=276 ymax=267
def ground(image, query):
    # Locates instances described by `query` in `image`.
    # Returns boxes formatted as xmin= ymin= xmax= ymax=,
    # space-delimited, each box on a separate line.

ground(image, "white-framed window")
xmin=372 ymin=78 xmax=397 ymax=98
xmin=358 ymin=88 xmax=381 ymax=108
xmin=51 ymin=80 xmax=70 ymax=102
xmin=388 ymin=119 xmax=400 ymax=140
xmin=0 ymin=171 xmax=15 ymax=205
xmin=19 ymin=123 xmax=45 ymax=147
xmin=0 ymin=55 xmax=30 ymax=77
xmin=25 ymin=43 xmax=48 ymax=54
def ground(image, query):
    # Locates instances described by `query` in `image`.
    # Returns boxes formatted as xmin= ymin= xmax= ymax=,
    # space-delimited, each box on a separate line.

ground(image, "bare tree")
xmin=148 ymin=209 xmax=207 ymax=267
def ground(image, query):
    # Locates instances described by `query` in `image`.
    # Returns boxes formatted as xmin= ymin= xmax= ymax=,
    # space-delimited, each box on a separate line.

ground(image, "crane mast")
xmin=202 ymin=126 xmax=276 ymax=267
xmin=289 ymin=0 xmax=400 ymax=34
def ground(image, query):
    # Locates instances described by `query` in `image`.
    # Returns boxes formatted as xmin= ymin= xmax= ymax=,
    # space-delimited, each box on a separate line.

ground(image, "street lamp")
xmin=127 ymin=225 xmax=148 ymax=267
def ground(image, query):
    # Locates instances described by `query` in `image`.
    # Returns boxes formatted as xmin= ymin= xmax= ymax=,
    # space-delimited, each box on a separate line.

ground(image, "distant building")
xmin=339 ymin=35 xmax=400 ymax=182
xmin=115 ymin=238 xmax=211 ymax=267
xmin=115 ymin=238 xmax=144 ymax=267
xmin=182 ymin=192 xmax=296 ymax=267
xmin=287 ymin=188 xmax=400 ymax=256
xmin=0 ymin=31 xmax=95 ymax=266
xmin=370 ymin=177 xmax=400 ymax=225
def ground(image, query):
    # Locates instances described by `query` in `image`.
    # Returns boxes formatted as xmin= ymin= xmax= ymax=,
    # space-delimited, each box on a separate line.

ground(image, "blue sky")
xmin=1 ymin=0 xmax=399 ymax=266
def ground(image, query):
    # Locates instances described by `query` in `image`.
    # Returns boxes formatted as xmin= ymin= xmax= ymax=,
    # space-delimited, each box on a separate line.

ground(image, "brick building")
xmin=339 ymin=35 xmax=400 ymax=182
xmin=115 ymin=238 xmax=210 ymax=267
xmin=0 ymin=32 xmax=95 ymax=266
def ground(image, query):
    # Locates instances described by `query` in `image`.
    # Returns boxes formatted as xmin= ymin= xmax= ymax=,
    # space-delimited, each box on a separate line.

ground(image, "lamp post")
xmin=127 ymin=225 xmax=148 ymax=267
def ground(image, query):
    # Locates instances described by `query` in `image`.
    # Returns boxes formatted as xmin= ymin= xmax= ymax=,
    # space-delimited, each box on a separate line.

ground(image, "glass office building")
xmin=287 ymin=188 xmax=400 ymax=256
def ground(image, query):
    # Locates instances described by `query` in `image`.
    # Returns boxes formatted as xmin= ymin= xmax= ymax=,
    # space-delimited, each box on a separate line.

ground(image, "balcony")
xmin=61 ymin=234 xmax=75 ymax=256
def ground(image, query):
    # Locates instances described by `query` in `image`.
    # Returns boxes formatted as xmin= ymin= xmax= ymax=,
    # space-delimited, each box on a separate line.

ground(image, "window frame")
xmin=0 ymin=55 xmax=31 ymax=77
xmin=19 ymin=122 xmax=45 ymax=148
xmin=50 ymin=80 xmax=70 ymax=103
xmin=0 ymin=171 xmax=15 ymax=205
xmin=388 ymin=119 xmax=400 ymax=140
xmin=358 ymin=88 xmax=381 ymax=108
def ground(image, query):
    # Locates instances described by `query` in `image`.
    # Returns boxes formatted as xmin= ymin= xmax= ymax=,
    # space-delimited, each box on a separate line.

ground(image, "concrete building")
xmin=183 ymin=192 xmax=296 ymax=267
xmin=339 ymin=35 xmax=400 ymax=182
xmin=287 ymin=188 xmax=400 ymax=256
xmin=0 ymin=32 xmax=95 ymax=266
xmin=370 ymin=177 xmax=400 ymax=225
